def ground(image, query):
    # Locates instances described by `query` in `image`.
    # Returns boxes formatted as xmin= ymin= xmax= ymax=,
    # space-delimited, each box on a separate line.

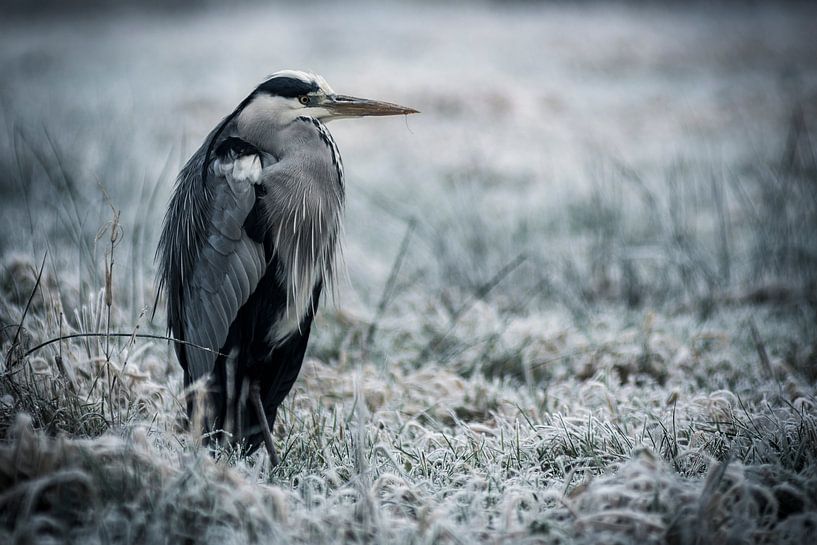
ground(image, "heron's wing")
xmin=181 ymin=139 xmax=269 ymax=383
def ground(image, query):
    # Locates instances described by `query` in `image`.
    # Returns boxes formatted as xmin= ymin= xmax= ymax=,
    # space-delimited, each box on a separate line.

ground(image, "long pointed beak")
xmin=323 ymin=94 xmax=419 ymax=118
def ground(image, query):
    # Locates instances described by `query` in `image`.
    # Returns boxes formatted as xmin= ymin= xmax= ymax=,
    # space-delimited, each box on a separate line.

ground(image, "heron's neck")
xmin=251 ymin=117 xmax=345 ymax=322
xmin=236 ymin=93 xmax=316 ymax=145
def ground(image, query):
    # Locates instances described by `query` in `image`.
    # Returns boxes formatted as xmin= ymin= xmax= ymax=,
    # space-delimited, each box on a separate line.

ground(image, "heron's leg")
xmin=249 ymin=380 xmax=280 ymax=466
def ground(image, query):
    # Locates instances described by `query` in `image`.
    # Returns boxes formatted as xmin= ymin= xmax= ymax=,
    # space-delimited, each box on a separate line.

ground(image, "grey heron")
xmin=156 ymin=70 xmax=417 ymax=463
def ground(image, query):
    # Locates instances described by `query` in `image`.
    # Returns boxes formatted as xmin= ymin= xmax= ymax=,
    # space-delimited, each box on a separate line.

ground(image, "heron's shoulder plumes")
xmin=155 ymin=129 xmax=217 ymax=346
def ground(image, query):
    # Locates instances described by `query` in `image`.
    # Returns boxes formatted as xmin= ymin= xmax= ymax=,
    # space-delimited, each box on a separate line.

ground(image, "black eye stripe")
xmin=257 ymin=76 xmax=319 ymax=98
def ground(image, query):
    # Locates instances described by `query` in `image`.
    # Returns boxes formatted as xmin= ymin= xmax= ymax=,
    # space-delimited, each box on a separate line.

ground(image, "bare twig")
xmin=6 ymin=252 xmax=47 ymax=365
xmin=110 ymin=307 xmax=148 ymax=397
xmin=748 ymin=318 xmax=774 ymax=379
xmin=420 ymin=253 xmax=526 ymax=360
xmin=519 ymin=345 xmax=602 ymax=377
xmin=19 ymin=332 xmax=224 ymax=361
xmin=365 ymin=217 xmax=416 ymax=350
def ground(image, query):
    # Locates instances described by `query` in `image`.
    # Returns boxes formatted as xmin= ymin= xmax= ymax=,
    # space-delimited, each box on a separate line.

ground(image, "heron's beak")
xmin=323 ymin=94 xmax=419 ymax=118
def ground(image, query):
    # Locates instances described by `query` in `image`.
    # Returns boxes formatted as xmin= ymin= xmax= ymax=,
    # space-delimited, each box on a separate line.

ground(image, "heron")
xmin=156 ymin=70 xmax=417 ymax=463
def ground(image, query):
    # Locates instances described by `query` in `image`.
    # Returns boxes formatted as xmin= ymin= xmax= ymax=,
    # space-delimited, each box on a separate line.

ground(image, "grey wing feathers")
xmin=181 ymin=149 xmax=267 ymax=383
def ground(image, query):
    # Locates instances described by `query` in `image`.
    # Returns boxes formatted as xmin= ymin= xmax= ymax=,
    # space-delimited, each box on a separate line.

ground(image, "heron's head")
xmin=238 ymin=70 xmax=418 ymax=126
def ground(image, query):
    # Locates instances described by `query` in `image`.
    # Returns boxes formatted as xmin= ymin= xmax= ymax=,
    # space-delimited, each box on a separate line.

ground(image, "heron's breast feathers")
xmin=262 ymin=177 xmax=342 ymax=345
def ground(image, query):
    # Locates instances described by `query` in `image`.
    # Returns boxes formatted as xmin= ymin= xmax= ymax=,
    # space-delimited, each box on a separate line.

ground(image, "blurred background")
xmin=1 ymin=0 xmax=816 ymax=355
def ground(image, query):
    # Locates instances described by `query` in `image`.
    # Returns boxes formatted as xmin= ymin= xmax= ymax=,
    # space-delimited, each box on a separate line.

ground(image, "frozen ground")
xmin=1 ymin=1 xmax=816 ymax=544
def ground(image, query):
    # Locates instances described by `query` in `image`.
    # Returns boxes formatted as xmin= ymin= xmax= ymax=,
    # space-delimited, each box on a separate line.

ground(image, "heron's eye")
xmin=298 ymin=95 xmax=310 ymax=105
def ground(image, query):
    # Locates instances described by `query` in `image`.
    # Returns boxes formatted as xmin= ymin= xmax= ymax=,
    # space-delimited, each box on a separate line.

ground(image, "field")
xmin=1 ymin=2 xmax=816 ymax=543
